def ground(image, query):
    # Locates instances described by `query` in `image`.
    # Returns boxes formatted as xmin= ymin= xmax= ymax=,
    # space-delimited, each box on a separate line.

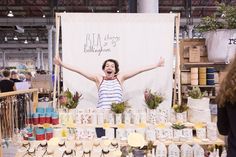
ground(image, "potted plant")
xmin=171 ymin=123 xmax=186 ymax=141
xmin=197 ymin=3 xmax=236 ymax=62
xmin=172 ymin=104 xmax=189 ymax=122
xmin=146 ymin=141 xmax=155 ymax=157
xmin=187 ymin=86 xmax=208 ymax=108
xmin=111 ymin=101 xmax=128 ymax=124
xmin=144 ymin=89 xmax=164 ymax=124
xmin=59 ymin=89 xmax=82 ymax=109
xmin=144 ymin=89 xmax=164 ymax=109
xmin=187 ymin=86 xmax=211 ymax=123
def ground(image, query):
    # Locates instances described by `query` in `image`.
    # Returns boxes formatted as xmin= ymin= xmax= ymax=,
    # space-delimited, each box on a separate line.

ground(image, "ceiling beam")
xmin=0 ymin=17 xmax=54 ymax=26
xmin=0 ymin=43 xmax=49 ymax=49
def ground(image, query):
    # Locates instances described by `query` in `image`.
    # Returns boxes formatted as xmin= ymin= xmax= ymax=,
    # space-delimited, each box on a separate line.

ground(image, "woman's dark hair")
xmin=102 ymin=59 xmax=119 ymax=74
xmin=2 ymin=69 xmax=10 ymax=77
xmin=216 ymin=55 xmax=236 ymax=107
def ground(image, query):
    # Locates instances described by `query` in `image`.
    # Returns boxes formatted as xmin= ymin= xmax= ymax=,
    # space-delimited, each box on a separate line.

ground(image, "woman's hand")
xmin=54 ymin=56 xmax=62 ymax=66
xmin=157 ymin=57 xmax=165 ymax=67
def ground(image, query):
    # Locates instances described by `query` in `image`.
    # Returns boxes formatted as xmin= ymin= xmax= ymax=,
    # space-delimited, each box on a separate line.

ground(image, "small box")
xmin=189 ymin=46 xmax=200 ymax=62
xmin=181 ymin=72 xmax=191 ymax=84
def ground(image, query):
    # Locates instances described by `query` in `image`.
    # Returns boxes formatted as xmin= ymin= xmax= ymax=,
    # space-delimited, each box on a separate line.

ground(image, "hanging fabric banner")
xmin=60 ymin=13 xmax=176 ymax=109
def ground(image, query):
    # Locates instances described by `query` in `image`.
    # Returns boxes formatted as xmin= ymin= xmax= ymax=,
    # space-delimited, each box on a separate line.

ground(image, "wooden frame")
xmin=54 ymin=13 xmax=181 ymax=107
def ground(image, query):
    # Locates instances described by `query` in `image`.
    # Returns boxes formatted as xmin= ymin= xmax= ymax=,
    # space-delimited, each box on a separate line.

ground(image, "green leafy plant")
xmin=111 ymin=101 xmax=128 ymax=114
xmin=197 ymin=3 xmax=236 ymax=32
xmin=144 ymin=89 xmax=164 ymax=109
xmin=146 ymin=141 xmax=154 ymax=151
xmin=59 ymin=89 xmax=82 ymax=109
xmin=172 ymin=123 xmax=186 ymax=130
xmin=188 ymin=86 xmax=206 ymax=99
xmin=173 ymin=104 xmax=189 ymax=113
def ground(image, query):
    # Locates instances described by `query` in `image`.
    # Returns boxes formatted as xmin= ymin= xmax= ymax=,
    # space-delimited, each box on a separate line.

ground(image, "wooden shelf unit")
xmin=179 ymin=39 xmax=227 ymax=104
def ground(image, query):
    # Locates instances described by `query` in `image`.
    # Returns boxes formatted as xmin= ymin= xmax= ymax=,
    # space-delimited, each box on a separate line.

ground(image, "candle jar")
xmin=51 ymin=112 xmax=59 ymax=125
xmin=45 ymin=128 xmax=53 ymax=140
xmin=33 ymin=113 xmax=39 ymax=125
xmin=39 ymin=113 xmax=46 ymax=124
xmin=35 ymin=128 xmax=45 ymax=141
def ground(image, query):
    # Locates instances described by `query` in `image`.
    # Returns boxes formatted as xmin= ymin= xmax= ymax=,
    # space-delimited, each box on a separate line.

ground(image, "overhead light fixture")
xmin=35 ymin=36 xmax=39 ymax=42
xmin=13 ymin=36 xmax=18 ymax=40
xmin=7 ymin=10 xmax=14 ymax=17
xmin=24 ymin=40 xmax=28 ymax=44
xmin=4 ymin=37 xmax=8 ymax=42
xmin=42 ymin=14 xmax=46 ymax=18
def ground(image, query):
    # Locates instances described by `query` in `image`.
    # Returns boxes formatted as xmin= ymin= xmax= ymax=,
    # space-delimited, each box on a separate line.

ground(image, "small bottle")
xmin=221 ymin=147 xmax=227 ymax=157
xmin=215 ymin=148 xmax=219 ymax=157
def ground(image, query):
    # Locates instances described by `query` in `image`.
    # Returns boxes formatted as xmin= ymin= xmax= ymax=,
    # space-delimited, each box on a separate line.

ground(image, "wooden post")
xmin=53 ymin=13 xmax=61 ymax=110
xmin=33 ymin=90 xmax=39 ymax=112
xmin=173 ymin=13 xmax=181 ymax=105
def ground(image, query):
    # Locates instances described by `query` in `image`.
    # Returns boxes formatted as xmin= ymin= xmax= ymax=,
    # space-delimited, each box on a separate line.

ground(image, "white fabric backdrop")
xmin=60 ymin=13 xmax=175 ymax=109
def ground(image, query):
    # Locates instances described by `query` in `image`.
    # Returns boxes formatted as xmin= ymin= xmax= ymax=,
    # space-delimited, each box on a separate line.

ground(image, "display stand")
xmin=39 ymin=13 xmax=224 ymax=157
xmin=0 ymin=88 xmax=38 ymax=156
xmin=179 ymin=39 xmax=227 ymax=104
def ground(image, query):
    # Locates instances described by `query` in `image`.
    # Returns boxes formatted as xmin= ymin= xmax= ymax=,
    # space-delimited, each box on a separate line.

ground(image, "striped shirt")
xmin=97 ymin=78 xmax=123 ymax=109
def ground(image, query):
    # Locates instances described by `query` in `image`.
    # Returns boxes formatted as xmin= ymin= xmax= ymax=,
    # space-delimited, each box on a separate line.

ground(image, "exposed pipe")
xmin=137 ymin=0 xmax=159 ymax=13
xmin=47 ymin=25 xmax=53 ymax=74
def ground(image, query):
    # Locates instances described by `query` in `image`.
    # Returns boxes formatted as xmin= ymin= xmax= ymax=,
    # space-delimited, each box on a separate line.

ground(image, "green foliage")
xmin=146 ymin=141 xmax=154 ymax=151
xmin=111 ymin=101 xmax=128 ymax=114
xmin=218 ymin=3 xmax=236 ymax=29
xmin=144 ymin=89 xmax=164 ymax=109
xmin=173 ymin=104 xmax=189 ymax=113
xmin=197 ymin=3 xmax=236 ymax=32
xmin=60 ymin=89 xmax=82 ymax=109
xmin=188 ymin=86 xmax=206 ymax=99
xmin=172 ymin=123 xmax=186 ymax=130
xmin=197 ymin=16 xmax=224 ymax=32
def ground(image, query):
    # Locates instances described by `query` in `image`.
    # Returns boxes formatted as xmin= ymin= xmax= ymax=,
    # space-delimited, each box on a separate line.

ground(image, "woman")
xmin=54 ymin=56 xmax=164 ymax=137
xmin=216 ymin=56 xmax=236 ymax=157
xmin=54 ymin=56 xmax=165 ymax=109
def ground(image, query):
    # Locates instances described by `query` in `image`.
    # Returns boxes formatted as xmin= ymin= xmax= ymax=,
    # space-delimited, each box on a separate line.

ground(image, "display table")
xmin=15 ymin=139 xmax=122 ymax=157
xmin=15 ymin=137 xmax=224 ymax=157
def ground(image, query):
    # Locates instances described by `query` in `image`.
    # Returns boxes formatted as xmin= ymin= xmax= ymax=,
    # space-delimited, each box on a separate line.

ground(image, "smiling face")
xmin=102 ymin=59 xmax=119 ymax=79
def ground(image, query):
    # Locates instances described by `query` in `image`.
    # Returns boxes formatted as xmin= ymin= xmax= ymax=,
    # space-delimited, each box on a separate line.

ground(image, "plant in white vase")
xmin=144 ymin=89 xmax=164 ymax=110
xmin=111 ymin=101 xmax=128 ymax=124
xmin=59 ymin=88 xmax=82 ymax=109
xmin=171 ymin=123 xmax=186 ymax=141
xmin=187 ymin=86 xmax=211 ymax=123
xmin=197 ymin=3 xmax=236 ymax=62
xmin=172 ymin=104 xmax=189 ymax=123
xmin=144 ymin=89 xmax=164 ymax=124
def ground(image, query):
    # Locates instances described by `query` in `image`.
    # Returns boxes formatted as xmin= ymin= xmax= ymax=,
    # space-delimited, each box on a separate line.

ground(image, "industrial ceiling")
xmin=0 ymin=0 xmax=235 ymax=46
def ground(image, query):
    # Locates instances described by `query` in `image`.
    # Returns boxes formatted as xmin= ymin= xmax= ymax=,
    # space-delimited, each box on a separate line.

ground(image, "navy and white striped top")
xmin=97 ymin=78 xmax=123 ymax=109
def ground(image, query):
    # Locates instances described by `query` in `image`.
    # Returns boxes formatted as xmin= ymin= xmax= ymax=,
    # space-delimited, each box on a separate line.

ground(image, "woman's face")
xmin=103 ymin=61 xmax=116 ymax=78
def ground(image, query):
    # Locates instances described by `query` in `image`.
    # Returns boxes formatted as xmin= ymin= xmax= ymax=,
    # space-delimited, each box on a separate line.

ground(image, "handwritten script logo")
xmin=84 ymin=33 xmax=120 ymax=55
